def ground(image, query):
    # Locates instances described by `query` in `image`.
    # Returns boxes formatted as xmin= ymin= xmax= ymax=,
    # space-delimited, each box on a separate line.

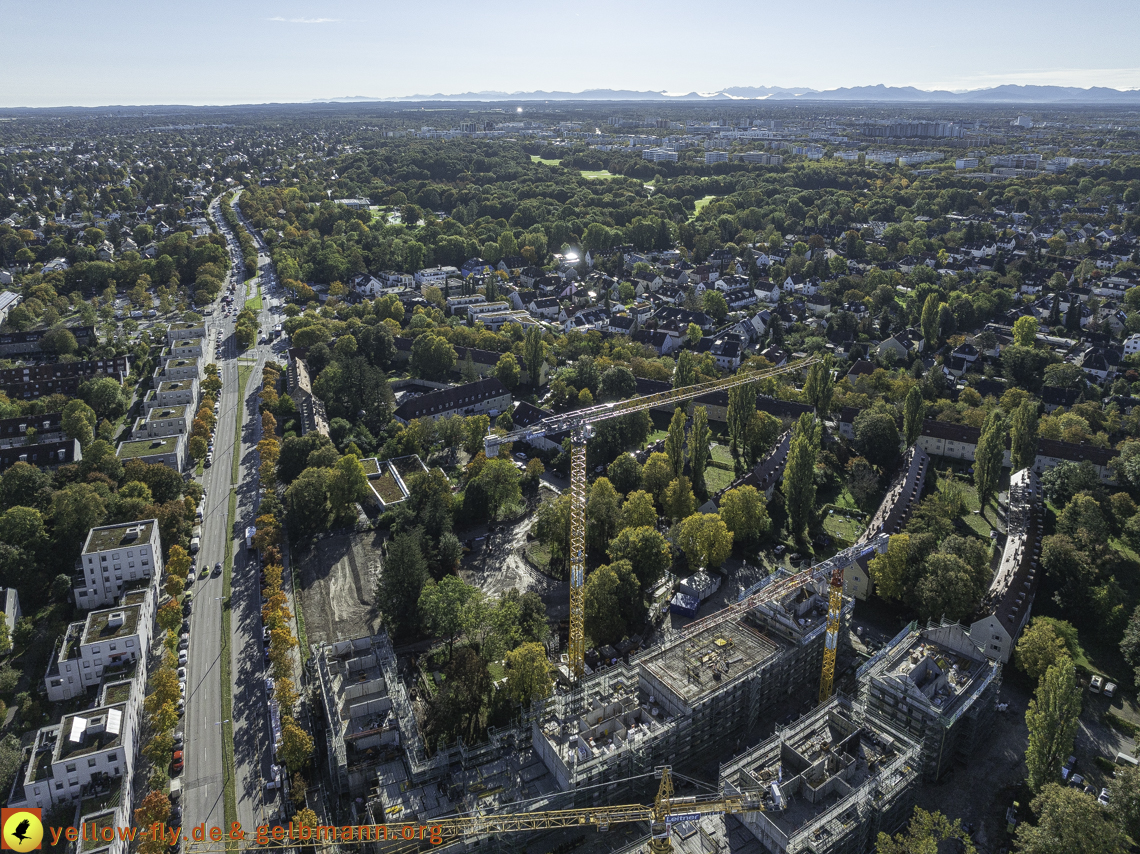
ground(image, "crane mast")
xmin=485 ymin=356 xmax=820 ymax=677
xmin=817 ymin=562 xmax=844 ymax=704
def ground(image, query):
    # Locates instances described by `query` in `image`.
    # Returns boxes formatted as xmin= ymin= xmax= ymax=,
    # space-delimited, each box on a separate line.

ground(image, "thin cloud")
xmin=267 ymin=16 xmax=339 ymax=23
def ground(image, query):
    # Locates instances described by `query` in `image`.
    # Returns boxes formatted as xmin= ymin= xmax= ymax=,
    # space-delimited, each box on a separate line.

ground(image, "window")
xmin=88 ymin=759 xmax=96 ymax=768
xmin=107 ymin=753 xmax=116 ymax=762
xmin=65 ymin=764 xmax=76 ymax=773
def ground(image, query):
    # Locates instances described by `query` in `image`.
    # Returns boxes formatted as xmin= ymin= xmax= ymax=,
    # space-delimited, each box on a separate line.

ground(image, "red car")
xmin=172 ymin=750 xmax=184 ymax=774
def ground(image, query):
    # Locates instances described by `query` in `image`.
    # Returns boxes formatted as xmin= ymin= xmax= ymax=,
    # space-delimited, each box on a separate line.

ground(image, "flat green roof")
xmin=159 ymin=380 xmax=192 ymax=392
xmin=117 ymin=436 xmax=179 ymax=459
xmin=57 ymin=703 xmax=127 ymax=760
xmin=83 ymin=520 xmax=156 ymax=554
xmin=147 ymin=405 xmax=188 ymax=421
xmin=82 ymin=605 xmax=141 ymax=644
xmin=170 ymin=322 xmax=204 ymax=330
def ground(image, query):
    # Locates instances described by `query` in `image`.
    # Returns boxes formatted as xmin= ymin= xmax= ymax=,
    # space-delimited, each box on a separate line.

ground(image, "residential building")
xmin=0 ymin=439 xmax=81 ymax=472
xmin=445 ymin=294 xmax=485 ymax=315
xmin=414 ymin=266 xmax=460 ymax=286
xmin=143 ymin=377 xmax=198 ymax=413
xmin=133 ymin=405 xmax=190 ymax=440
xmin=116 ymin=434 xmax=186 ymax=471
xmin=286 ymin=354 xmax=329 ymax=438
xmin=720 ymin=695 xmax=920 ymax=854
xmin=0 ymin=357 xmax=130 ymax=401
xmin=45 ymin=591 xmax=155 ymax=702
xmin=858 ymin=621 xmax=1001 ymax=780
xmin=168 ymin=339 xmax=203 ymax=359
xmin=642 ymin=148 xmax=678 ymax=162
xmin=165 ymin=321 xmax=205 ymax=344
xmin=155 ymin=356 xmax=201 ymax=382
xmin=968 ymin=469 xmax=1042 ymax=663
xmin=0 ymin=325 xmax=97 ymax=356
xmin=392 ymin=378 xmax=512 ymax=424
xmin=74 ymin=520 xmax=163 ymax=610
xmin=0 ymin=292 xmax=21 ymax=325
xmin=0 ymin=412 xmax=62 ymax=444
xmin=704 ymin=151 xmax=728 ymax=164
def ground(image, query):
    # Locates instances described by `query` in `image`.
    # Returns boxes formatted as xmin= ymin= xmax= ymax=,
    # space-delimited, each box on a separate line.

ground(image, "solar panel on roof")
xmin=106 ymin=709 xmax=122 ymax=736
xmin=69 ymin=716 xmax=88 ymax=743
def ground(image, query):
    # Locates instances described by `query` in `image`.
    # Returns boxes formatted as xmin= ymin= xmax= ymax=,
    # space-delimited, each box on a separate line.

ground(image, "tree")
xmin=495 ymin=352 xmax=521 ymax=391
xmin=1014 ymin=314 xmax=1040 ymax=348
xmin=608 ymin=526 xmax=672 ymax=590
xmin=662 ymin=477 xmax=696 ymax=522
xmin=606 ymin=453 xmax=642 ymax=495
xmin=803 ymin=354 xmax=834 ymax=417
xmin=866 ymin=533 xmax=912 ymax=597
xmin=620 ymin=490 xmax=658 ymax=530
xmin=783 ymin=414 xmax=819 ymax=541
xmin=702 ymin=290 xmax=728 ymax=323
xmin=61 ymin=399 xmax=96 ymax=449
xmin=41 ymin=326 xmax=78 ymax=357
xmin=504 ymin=642 xmax=553 ymax=706
xmin=134 ymin=791 xmax=171 ymax=854
xmin=853 ymin=409 xmax=900 ymax=470
xmin=189 ymin=435 xmax=208 ymax=462
xmin=902 ymin=386 xmax=925 ymax=448
xmin=689 ymin=406 xmax=711 ymax=496
xmin=410 ymin=334 xmax=456 ymax=381
xmin=598 ymin=365 xmax=636 ymax=402
xmin=920 ymin=293 xmax=941 ymax=350
xmin=1107 ymin=764 xmax=1140 ymax=841
xmin=915 ymin=552 xmax=982 ymax=621
xmin=78 ymin=376 xmax=128 ymax=421
xmin=1025 ymin=657 xmax=1082 ymax=791
xmin=1123 ymin=603 xmax=1140 ymax=687
xmin=727 ymin=385 xmax=754 ymax=472
xmin=419 ymin=576 xmax=477 ymax=660
xmin=523 ymin=325 xmax=545 ymax=387
xmin=277 ymin=716 xmax=314 ymax=772
xmin=641 ymin=452 xmax=674 ymax=505
xmin=584 ymin=561 xmax=639 ymax=646
xmin=328 ymin=454 xmax=367 ymax=520
xmin=665 ymin=407 xmax=687 ymax=478
xmin=378 ymin=533 xmax=428 ymax=640
xmin=876 ymin=808 xmax=975 ymax=854
xmin=1056 ymin=493 xmax=1108 ymax=554
xmin=475 ymin=457 xmax=523 ymax=519
xmin=533 ymin=493 xmax=572 ymax=567
xmin=586 ymin=477 xmax=623 ymax=551
xmin=673 ymin=349 xmax=697 ymax=389
xmin=974 ymin=409 xmax=1005 ymax=513
xmin=1042 ymin=460 xmax=1104 ymax=508
xmin=1010 ymin=399 xmax=1040 ymax=472
xmin=1015 ymin=618 xmax=1071 ymax=684
xmin=1015 ymin=784 xmax=1126 ymax=854
xmin=719 ymin=486 xmax=769 ymax=544
xmin=157 ymin=600 xmax=182 ymax=635
xmin=50 ymin=483 xmax=107 ymax=560
xmin=285 ymin=466 xmax=331 ymax=535
xmin=677 ymin=513 xmax=733 ymax=570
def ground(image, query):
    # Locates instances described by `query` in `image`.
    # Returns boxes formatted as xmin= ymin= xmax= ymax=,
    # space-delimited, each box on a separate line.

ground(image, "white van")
xmin=189 ymin=536 xmax=200 ymax=554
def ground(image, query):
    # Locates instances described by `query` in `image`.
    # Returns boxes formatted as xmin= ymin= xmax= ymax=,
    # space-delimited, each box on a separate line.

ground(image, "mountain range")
xmin=317 ymin=84 xmax=1140 ymax=104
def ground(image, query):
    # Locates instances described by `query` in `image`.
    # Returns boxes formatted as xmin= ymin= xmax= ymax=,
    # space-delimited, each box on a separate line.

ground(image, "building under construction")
xmin=719 ymin=694 xmax=920 ymax=854
xmin=857 ymin=621 xmax=1000 ymax=781
xmin=531 ymin=541 xmax=889 ymax=798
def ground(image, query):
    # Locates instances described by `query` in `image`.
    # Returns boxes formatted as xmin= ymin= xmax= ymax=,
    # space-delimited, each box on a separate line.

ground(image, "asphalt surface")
xmin=181 ymin=192 xmax=282 ymax=835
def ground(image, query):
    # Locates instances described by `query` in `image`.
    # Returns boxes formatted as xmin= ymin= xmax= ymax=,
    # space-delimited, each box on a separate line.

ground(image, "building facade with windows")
xmin=74 ymin=521 xmax=163 ymax=610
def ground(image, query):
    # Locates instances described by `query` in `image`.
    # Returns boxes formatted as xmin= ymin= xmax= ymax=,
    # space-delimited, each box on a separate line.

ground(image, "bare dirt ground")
xmin=458 ymin=488 xmax=567 ymax=619
xmin=296 ymin=529 xmax=385 ymax=646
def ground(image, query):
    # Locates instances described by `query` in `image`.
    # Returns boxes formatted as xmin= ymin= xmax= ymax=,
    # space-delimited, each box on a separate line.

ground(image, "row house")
xmin=133 ymin=405 xmax=190 ymax=440
xmin=392 ymin=378 xmax=512 ymax=424
xmin=143 ymin=377 xmax=198 ymax=414
xmin=0 ymin=412 xmax=62 ymax=444
xmin=0 ymin=439 xmax=81 ymax=473
xmin=165 ymin=321 xmax=205 ymax=344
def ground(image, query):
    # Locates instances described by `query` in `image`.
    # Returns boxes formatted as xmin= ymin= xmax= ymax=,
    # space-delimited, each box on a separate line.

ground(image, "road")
xmin=181 ymin=191 xmax=282 ymax=834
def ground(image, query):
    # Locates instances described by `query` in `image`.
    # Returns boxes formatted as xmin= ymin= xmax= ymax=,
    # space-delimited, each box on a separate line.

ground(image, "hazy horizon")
xmin=1 ymin=0 xmax=1139 ymax=108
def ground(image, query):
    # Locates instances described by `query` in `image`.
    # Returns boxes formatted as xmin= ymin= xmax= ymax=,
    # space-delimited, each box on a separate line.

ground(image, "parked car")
xmin=1090 ymin=675 xmax=1104 ymax=693
xmin=173 ymin=732 xmax=184 ymax=749
xmin=1104 ymin=682 xmax=1117 ymax=698
xmin=178 ymin=650 xmax=188 ymax=665
xmin=1099 ymin=788 xmax=1111 ymax=806
xmin=172 ymin=750 xmax=184 ymax=774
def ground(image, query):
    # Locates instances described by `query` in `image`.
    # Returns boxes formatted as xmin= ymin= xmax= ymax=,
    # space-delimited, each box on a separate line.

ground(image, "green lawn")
xmin=709 ymin=443 xmax=734 ymax=467
xmin=580 ymin=170 xmax=618 ymax=179
xmin=823 ymin=511 xmax=864 ymax=545
xmin=702 ymin=464 xmax=735 ymax=494
xmin=530 ymin=155 xmax=562 ymax=166
xmin=690 ymin=195 xmax=718 ymax=219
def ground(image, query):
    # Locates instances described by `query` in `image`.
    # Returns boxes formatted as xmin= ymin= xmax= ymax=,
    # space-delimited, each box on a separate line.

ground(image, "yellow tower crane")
xmin=186 ymin=767 xmax=764 ymax=853
xmin=484 ymin=357 xmax=821 ymax=677
xmin=817 ymin=561 xmax=845 ymax=704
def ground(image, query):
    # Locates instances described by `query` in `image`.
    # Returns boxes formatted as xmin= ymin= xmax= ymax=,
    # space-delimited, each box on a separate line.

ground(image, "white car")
xmin=177 ymin=667 xmax=187 ymax=681
xmin=178 ymin=650 xmax=188 ymax=665
xmin=1090 ymin=675 xmax=1104 ymax=693
xmin=1104 ymin=682 xmax=1117 ymax=698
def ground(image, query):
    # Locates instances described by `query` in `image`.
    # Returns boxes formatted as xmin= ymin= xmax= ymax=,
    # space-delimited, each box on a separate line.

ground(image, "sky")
xmin=2 ymin=0 xmax=1139 ymax=107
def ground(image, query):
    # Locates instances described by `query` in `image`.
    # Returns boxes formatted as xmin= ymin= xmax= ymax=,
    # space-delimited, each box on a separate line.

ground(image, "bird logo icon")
xmin=1 ymin=809 xmax=42 ymax=852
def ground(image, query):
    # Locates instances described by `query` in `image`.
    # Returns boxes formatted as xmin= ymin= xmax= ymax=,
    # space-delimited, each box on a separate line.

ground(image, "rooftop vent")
xmin=106 ymin=611 xmax=125 ymax=629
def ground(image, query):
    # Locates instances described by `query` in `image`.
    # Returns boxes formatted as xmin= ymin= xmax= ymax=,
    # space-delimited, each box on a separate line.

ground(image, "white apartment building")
xmin=143 ymin=377 xmax=199 ymax=413
xmin=414 ymin=266 xmax=460 ymax=286
xmin=642 ymin=148 xmax=679 ymax=162
xmin=165 ymin=322 xmax=206 ymax=344
xmin=704 ymin=151 xmax=728 ymax=164
xmin=133 ymin=405 xmax=190 ymax=439
xmin=45 ymin=592 xmax=155 ymax=702
xmin=466 ymin=301 xmax=512 ymax=321
xmin=74 ymin=521 xmax=163 ymax=610
xmin=168 ymin=339 xmax=203 ymax=359
xmin=156 ymin=356 xmax=201 ymax=382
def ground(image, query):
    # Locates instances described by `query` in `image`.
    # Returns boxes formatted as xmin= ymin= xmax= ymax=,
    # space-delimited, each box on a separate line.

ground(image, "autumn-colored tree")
xmin=157 ymin=600 xmax=182 ymax=635
xmin=164 ymin=573 xmax=185 ymax=599
xmin=166 ymin=545 xmax=191 ymax=579
xmin=277 ymin=717 xmax=314 ymax=771
xmin=275 ymin=677 xmax=299 ymax=717
xmin=134 ymin=791 xmax=171 ymax=854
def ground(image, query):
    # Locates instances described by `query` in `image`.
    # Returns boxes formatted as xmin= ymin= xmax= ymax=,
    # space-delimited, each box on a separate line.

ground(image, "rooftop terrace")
xmin=83 ymin=521 xmax=156 ymax=554
xmin=82 ymin=605 xmax=141 ymax=645
xmin=117 ymin=436 xmax=179 ymax=459
xmin=56 ymin=704 xmax=127 ymax=760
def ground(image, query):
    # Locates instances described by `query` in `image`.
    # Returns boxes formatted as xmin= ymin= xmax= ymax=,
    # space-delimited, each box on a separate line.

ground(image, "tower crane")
xmin=483 ymin=356 xmax=821 ymax=677
xmin=817 ymin=560 xmax=845 ymax=704
xmin=186 ymin=767 xmax=765 ymax=853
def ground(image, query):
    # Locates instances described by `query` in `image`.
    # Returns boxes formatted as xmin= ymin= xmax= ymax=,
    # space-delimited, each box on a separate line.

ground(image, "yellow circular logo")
xmin=3 ymin=811 xmax=42 ymax=852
